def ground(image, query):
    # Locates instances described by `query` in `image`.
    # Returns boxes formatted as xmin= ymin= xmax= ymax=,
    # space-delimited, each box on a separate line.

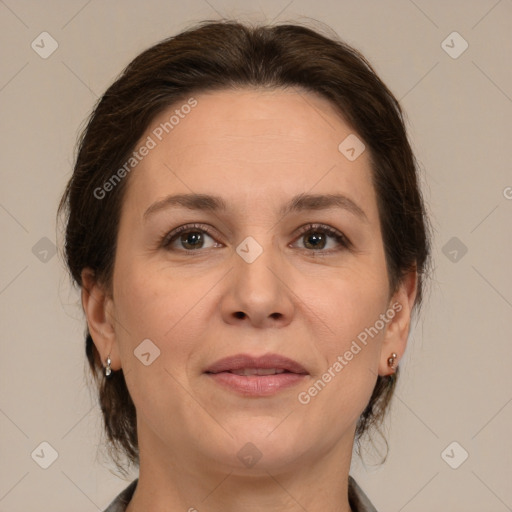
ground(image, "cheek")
xmin=304 ymin=266 xmax=389 ymax=407
xmin=318 ymin=263 xmax=390 ymax=347
xmin=114 ymin=255 xmax=196 ymax=335
xmin=111 ymin=264 xmax=201 ymax=424
xmin=300 ymin=290 xmax=387 ymax=431
xmin=111 ymin=261 xmax=197 ymax=379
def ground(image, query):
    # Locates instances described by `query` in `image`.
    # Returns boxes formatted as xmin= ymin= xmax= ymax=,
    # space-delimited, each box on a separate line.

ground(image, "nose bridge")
xmin=224 ymin=229 xmax=294 ymax=325
xmin=234 ymin=231 xmax=281 ymax=291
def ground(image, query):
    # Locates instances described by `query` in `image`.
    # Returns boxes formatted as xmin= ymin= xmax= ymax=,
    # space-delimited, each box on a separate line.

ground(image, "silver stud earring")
xmin=105 ymin=355 xmax=112 ymax=377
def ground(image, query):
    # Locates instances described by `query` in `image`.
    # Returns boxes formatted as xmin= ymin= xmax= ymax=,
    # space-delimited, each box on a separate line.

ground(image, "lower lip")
xmin=206 ymin=372 xmax=307 ymax=396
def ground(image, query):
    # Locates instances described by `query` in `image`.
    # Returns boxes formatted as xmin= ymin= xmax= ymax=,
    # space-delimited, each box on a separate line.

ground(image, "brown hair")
xmin=58 ymin=19 xmax=430 ymax=474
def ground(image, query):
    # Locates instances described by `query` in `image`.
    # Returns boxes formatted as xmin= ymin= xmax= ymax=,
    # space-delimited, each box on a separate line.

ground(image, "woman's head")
xmin=58 ymin=20 xmax=430 ymax=474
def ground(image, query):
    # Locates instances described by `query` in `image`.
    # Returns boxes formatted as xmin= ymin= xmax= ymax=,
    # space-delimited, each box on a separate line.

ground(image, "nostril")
xmin=234 ymin=311 xmax=245 ymax=319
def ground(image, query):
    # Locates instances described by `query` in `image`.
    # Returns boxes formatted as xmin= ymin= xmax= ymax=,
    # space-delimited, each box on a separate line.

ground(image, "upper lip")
xmin=205 ymin=353 xmax=308 ymax=374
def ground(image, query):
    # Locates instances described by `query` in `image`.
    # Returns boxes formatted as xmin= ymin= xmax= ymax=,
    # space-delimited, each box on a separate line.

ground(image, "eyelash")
xmin=160 ymin=223 xmax=351 ymax=255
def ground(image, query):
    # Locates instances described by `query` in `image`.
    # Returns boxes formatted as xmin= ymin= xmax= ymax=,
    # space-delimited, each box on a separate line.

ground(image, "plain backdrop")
xmin=0 ymin=1 xmax=511 ymax=511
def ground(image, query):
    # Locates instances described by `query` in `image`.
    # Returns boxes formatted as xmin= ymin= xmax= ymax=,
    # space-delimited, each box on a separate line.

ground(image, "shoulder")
xmin=348 ymin=475 xmax=378 ymax=512
xmin=103 ymin=479 xmax=138 ymax=512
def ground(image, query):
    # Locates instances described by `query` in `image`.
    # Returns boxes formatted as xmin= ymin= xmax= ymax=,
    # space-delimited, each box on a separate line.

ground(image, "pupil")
xmin=182 ymin=232 xmax=203 ymax=249
xmin=305 ymin=232 xmax=325 ymax=250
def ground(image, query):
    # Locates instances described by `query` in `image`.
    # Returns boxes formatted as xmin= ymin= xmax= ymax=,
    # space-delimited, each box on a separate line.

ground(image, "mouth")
xmin=205 ymin=353 xmax=308 ymax=375
xmin=224 ymin=368 xmax=291 ymax=375
xmin=204 ymin=353 xmax=308 ymax=396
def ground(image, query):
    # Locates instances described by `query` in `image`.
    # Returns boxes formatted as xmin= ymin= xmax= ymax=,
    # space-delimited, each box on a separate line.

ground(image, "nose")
xmin=220 ymin=235 xmax=295 ymax=328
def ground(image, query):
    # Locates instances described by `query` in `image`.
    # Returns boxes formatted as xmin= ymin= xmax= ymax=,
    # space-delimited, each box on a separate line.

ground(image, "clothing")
xmin=103 ymin=475 xmax=377 ymax=512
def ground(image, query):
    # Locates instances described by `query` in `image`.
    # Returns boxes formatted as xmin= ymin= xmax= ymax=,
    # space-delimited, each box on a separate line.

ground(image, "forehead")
xmin=122 ymin=87 xmax=377 ymax=219
xmin=155 ymin=87 xmax=351 ymax=158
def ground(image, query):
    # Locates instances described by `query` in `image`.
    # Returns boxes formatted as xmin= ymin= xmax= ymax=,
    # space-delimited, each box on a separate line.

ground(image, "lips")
xmin=205 ymin=353 xmax=308 ymax=375
xmin=204 ymin=354 xmax=309 ymax=396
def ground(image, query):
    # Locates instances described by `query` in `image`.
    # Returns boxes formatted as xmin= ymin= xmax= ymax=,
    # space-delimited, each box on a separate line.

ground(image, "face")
xmin=87 ymin=87 xmax=412 ymax=475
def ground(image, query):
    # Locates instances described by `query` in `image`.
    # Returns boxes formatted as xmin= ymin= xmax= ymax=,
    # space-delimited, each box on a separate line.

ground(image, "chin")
xmin=210 ymin=424 xmax=308 ymax=474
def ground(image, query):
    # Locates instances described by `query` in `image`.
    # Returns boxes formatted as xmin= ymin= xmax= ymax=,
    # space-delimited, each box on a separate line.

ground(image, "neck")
xmin=126 ymin=421 xmax=355 ymax=512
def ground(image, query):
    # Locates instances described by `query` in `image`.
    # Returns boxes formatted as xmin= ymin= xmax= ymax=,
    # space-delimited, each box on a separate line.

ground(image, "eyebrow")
xmin=143 ymin=192 xmax=368 ymax=223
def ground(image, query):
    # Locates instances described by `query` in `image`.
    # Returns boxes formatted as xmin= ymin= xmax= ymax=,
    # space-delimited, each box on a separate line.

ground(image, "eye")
xmin=160 ymin=222 xmax=351 ymax=254
xmin=292 ymin=223 xmax=350 ymax=252
xmin=161 ymin=224 xmax=222 ymax=252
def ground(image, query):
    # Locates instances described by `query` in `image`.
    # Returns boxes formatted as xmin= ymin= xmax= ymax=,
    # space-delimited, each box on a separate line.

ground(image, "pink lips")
xmin=205 ymin=353 xmax=308 ymax=397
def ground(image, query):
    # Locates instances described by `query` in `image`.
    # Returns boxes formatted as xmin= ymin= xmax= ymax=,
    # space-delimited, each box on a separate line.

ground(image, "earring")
xmin=387 ymin=352 xmax=398 ymax=371
xmin=105 ymin=355 xmax=112 ymax=377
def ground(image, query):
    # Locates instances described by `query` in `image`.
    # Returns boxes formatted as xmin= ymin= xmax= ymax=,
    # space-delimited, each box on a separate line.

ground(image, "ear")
xmin=378 ymin=269 xmax=418 ymax=376
xmin=81 ymin=268 xmax=121 ymax=372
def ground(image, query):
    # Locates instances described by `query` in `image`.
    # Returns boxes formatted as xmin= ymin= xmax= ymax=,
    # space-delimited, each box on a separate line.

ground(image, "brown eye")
xmin=161 ymin=224 xmax=220 ymax=252
xmin=293 ymin=224 xmax=350 ymax=252
xmin=177 ymin=231 xmax=207 ymax=250
xmin=303 ymin=230 xmax=328 ymax=250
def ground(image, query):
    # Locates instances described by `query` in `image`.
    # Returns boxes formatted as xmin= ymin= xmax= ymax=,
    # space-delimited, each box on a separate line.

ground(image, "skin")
xmin=82 ymin=87 xmax=417 ymax=512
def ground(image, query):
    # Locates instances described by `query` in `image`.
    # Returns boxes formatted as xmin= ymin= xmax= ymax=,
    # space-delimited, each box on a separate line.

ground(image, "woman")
xmin=58 ymin=19 xmax=430 ymax=512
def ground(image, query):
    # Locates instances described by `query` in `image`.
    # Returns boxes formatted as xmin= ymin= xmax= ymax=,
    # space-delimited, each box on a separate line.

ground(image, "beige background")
xmin=1 ymin=1 xmax=511 ymax=511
